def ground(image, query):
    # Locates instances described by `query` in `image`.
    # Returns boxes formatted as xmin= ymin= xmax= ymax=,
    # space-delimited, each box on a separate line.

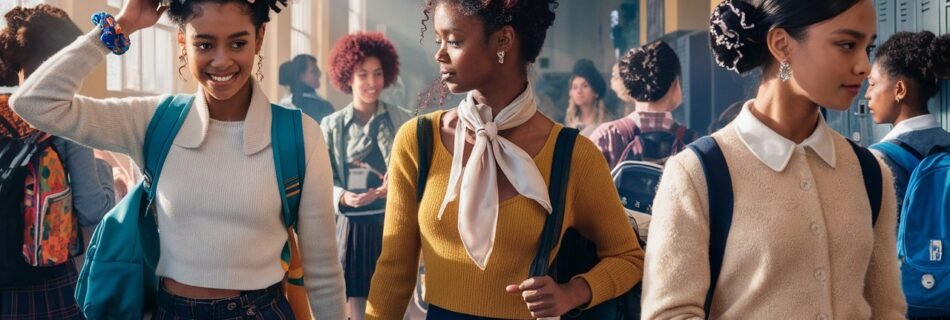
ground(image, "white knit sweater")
xmin=10 ymin=30 xmax=346 ymax=319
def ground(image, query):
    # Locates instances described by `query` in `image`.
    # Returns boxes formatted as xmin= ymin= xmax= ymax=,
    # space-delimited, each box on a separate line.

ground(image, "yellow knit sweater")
xmin=366 ymin=111 xmax=644 ymax=319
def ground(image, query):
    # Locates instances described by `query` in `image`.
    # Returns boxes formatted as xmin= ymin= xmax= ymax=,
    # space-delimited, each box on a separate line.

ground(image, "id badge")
xmin=347 ymin=167 xmax=370 ymax=191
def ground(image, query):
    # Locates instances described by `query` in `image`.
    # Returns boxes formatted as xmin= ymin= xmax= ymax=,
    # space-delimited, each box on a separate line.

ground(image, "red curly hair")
xmin=327 ymin=32 xmax=400 ymax=94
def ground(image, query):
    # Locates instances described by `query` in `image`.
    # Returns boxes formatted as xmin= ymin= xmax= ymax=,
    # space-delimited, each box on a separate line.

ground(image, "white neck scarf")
xmin=437 ymin=85 xmax=552 ymax=270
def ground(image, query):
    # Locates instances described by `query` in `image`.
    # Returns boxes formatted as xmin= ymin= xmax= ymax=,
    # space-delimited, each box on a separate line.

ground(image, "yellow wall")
xmin=666 ymin=0 xmax=708 ymax=34
xmin=641 ymin=0 xmax=717 ymax=42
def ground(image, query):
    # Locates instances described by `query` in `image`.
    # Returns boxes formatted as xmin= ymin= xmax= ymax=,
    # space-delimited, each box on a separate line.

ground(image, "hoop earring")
xmin=256 ymin=54 xmax=264 ymax=81
xmin=497 ymin=51 xmax=505 ymax=64
xmin=779 ymin=60 xmax=792 ymax=82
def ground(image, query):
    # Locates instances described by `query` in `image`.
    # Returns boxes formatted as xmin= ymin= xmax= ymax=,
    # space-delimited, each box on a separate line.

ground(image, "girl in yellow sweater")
xmin=365 ymin=0 xmax=643 ymax=319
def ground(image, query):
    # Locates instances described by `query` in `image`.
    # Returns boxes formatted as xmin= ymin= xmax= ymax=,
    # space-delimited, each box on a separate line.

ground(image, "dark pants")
xmin=154 ymin=282 xmax=295 ymax=320
xmin=426 ymin=305 xmax=507 ymax=320
xmin=0 ymin=261 xmax=83 ymax=320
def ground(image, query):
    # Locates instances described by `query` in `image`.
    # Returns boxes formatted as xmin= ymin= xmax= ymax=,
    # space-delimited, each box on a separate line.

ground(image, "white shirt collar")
xmin=881 ymin=114 xmax=941 ymax=141
xmin=734 ymin=100 xmax=837 ymax=172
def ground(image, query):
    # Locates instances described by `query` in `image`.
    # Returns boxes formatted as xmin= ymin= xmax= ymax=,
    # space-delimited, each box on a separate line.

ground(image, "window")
xmin=291 ymin=0 xmax=312 ymax=56
xmin=106 ymin=0 xmax=176 ymax=94
xmin=349 ymin=0 xmax=365 ymax=33
xmin=1 ymin=0 xmax=57 ymax=27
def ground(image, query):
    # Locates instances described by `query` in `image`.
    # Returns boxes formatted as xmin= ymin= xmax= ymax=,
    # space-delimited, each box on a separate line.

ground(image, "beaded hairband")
xmin=709 ymin=0 xmax=757 ymax=73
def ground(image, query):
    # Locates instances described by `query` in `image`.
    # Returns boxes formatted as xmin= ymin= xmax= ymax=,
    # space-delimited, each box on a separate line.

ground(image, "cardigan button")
xmin=814 ymin=269 xmax=827 ymax=281
xmin=810 ymin=223 xmax=821 ymax=235
xmin=800 ymin=180 xmax=812 ymax=190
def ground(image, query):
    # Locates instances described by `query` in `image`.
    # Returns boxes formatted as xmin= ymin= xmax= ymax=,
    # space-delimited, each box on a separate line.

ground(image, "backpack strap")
xmin=139 ymin=94 xmax=193 ymax=277
xmin=272 ymin=105 xmax=306 ymax=228
xmin=685 ymin=136 xmax=733 ymax=319
xmin=870 ymin=141 xmax=922 ymax=177
xmin=271 ymin=105 xmax=306 ymax=287
xmin=143 ymin=95 xmax=194 ymax=201
xmin=529 ymin=127 xmax=580 ymax=277
xmin=672 ymin=124 xmax=688 ymax=150
xmin=416 ymin=116 xmax=434 ymax=203
xmin=848 ymin=140 xmax=883 ymax=227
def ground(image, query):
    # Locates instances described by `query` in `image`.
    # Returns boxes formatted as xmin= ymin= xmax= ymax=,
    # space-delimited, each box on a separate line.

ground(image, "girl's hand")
xmin=505 ymin=276 xmax=592 ymax=318
xmin=116 ymin=0 xmax=166 ymax=35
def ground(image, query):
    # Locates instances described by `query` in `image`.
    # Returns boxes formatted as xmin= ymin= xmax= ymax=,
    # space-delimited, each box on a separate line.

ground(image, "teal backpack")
xmin=74 ymin=95 xmax=307 ymax=319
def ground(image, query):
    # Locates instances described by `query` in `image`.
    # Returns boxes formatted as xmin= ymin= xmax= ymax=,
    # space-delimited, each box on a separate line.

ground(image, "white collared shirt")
xmin=734 ymin=100 xmax=837 ymax=172
xmin=881 ymin=114 xmax=941 ymax=142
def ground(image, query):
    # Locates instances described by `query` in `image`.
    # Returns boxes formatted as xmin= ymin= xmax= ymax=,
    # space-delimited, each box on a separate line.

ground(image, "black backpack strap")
xmin=529 ymin=127 xmax=580 ymax=277
xmin=686 ymin=136 xmax=733 ymax=319
xmin=416 ymin=116 xmax=434 ymax=203
xmin=847 ymin=140 xmax=883 ymax=226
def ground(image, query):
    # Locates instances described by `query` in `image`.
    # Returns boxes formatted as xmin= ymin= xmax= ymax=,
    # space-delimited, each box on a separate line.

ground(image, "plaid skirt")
xmin=0 ymin=261 xmax=84 ymax=320
xmin=154 ymin=281 xmax=295 ymax=320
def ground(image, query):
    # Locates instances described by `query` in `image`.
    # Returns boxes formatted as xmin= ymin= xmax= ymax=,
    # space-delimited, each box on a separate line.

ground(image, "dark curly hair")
xmin=873 ymin=31 xmax=950 ymax=103
xmin=0 ymin=4 xmax=82 ymax=86
xmin=279 ymin=54 xmax=316 ymax=88
xmin=708 ymin=0 xmax=862 ymax=74
xmin=619 ymin=40 xmax=681 ymax=102
xmin=165 ymin=0 xmax=287 ymax=29
xmin=328 ymin=32 xmax=400 ymax=95
xmin=421 ymin=0 xmax=558 ymax=63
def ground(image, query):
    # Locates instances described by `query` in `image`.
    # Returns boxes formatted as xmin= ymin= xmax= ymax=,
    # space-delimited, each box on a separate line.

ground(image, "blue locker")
xmin=898 ymin=0 xmax=917 ymax=31
xmin=879 ymin=0 xmax=898 ymax=39
xmin=667 ymin=31 xmax=713 ymax=134
xmin=921 ymin=0 xmax=941 ymax=31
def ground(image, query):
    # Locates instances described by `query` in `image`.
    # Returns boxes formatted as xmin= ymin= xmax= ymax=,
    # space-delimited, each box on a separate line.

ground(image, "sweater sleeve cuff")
xmin=83 ymin=28 xmax=114 ymax=56
xmin=333 ymin=185 xmax=345 ymax=214
xmin=573 ymin=273 xmax=617 ymax=310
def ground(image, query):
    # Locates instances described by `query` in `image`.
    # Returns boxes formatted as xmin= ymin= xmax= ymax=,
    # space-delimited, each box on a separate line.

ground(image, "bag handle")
xmin=686 ymin=136 xmax=734 ymax=319
xmin=529 ymin=127 xmax=580 ymax=277
xmin=870 ymin=141 xmax=922 ymax=177
xmin=272 ymin=105 xmax=306 ymax=228
xmin=416 ymin=115 xmax=434 ymax=203
xmin=142 ymin=95 xmax=194 ymax=201
xmin=849 ymin=140 xmax=882 ymax=227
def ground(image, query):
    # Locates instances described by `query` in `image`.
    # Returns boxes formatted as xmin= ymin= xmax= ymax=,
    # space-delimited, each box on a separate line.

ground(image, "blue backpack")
xmin=690 ymin=136 xmax=883 ymax=319
xmin=74 ymin=95 xmax=306 ymax=318
xmin=871 ymin=141 xmax=950 ymax=317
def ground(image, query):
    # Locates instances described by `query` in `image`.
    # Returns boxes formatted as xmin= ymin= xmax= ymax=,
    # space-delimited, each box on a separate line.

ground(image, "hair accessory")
xmin=710 ymin=0 xmax=757 ymax=73
xmin=91 ymin=12 xmax=131 ymax=55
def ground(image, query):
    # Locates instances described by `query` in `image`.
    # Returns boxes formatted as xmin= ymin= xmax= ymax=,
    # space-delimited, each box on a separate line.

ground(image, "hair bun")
xmin=709 ymin=0 xmax=765 ymax=74
xmin=929 ymin=33 xmax=950 ymax=80
xmin=620 ymin=40 xmax=681 ymax=102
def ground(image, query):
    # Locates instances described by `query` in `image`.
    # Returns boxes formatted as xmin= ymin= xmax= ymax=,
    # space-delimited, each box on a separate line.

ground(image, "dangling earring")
xmin=256 ymin=54 xmax=264 ymax=81
xmin=178 ymin=47 xmax=188 ymax=82
xmin=779 ymin=60 xmax=792 ymax=82
xmin=497 ymin=51 xmax=505 ymax=64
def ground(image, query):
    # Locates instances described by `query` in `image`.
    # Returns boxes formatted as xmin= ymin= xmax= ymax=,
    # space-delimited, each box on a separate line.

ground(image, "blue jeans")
xmin=154 ymin=282 xmax=295 ymax=320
